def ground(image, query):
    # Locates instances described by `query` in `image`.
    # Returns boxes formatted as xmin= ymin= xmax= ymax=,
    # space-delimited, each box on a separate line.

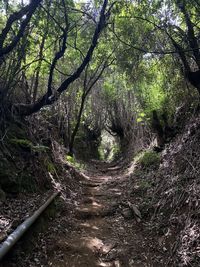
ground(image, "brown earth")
xmin=1 ymin=160 xmax=167 ymax=267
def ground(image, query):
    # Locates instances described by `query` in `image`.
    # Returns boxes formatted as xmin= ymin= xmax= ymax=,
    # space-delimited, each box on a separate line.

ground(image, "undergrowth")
xmin=65 ymin=155 xmax=85 ymax=170
xmin=137 ymin=150 xmax=160 ymax=169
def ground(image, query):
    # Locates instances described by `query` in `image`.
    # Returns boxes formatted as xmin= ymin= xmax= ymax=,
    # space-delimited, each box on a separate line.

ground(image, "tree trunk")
xmin=68 ymin=94 xmax=86 ymax=156
xmin=151 ymin=110 xmax=164 ymax=147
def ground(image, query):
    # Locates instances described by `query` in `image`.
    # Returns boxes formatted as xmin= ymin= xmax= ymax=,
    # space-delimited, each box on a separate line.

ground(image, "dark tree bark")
xmin=13 ymin=0 xmax=110 ymax=117
xmin=0 ymin=0 xmax=42 ymax=59
xmin=162 ymin=113 xmax=174 ymax=141
xmin=174 ymin=1 xmax=200 ymax=94
xmin=178 ymin=1 xmax=200 ymax=68
xmin=151 ymin=110 xmax=164 ymax=147
xmin=68 ymin=94 xmax=86 ymax=156
xmin=32 ymin=33 xmax=46 ymax=103
xmin=32 ymin=0 xmax=52 ymax=103
xmin=68 ymin=60 xmax=110 ymax=156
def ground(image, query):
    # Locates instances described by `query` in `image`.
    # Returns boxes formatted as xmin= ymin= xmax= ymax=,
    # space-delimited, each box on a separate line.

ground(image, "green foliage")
xmin=112 ymin=144 xmax=121 ymax=160
xmin=103 ymin=73 xmax=130 ymax=102
xmin=10 ymin=138 xmax=49 ymax=153
xmin=137 ymin=179 xmax=154 ymax=191
xmin=0 ymin=0 xmax=199 ymax=170
xmin=45 ymin=160 xmax=56 ymax=174
xmin=10 ymin=138 xmax=33 ymax=149
xmin=98 ymin=146 xmax=105 ymax=161
xmin=138 ymin=150 xmax=160 ymax=169
xmin=97 ymin=131 xmax=120 ymax=162
xmin=32 ymin=145 xmax=49 ymax=153
xmin=111 ymin=0 xmax=197 ymax=127
xmin=65 ymin=155 xmax=75 ymax=164
xmin=65 ymin=155 xmax=85 ymax=170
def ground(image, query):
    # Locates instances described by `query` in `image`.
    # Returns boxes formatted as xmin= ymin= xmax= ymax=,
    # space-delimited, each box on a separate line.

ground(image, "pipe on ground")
xmin=0 ymin=191 xmax=60 ymax=260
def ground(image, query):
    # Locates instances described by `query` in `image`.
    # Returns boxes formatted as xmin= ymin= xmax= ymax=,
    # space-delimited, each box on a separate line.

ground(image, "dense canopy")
xmin=0 ymin=0 xmax=200 ymax=156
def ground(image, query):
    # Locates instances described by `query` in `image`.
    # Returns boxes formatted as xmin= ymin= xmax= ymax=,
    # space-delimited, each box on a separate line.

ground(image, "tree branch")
xmin=47 ymin=0 xmax=69 ymax=97
xmin=14 ymin=0 xmax=110 ymax=116
xmin=0 ymin=0 xmax=42 ymax=58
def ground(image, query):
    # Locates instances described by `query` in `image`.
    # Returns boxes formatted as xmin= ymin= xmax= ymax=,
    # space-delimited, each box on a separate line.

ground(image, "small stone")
xmin=128 ymin=202 xmax=142 ymax=219
xmin=121 ymin=208 xmax=134 ymax=219
xmin=34 ymin=258 xmax=39 ymax=263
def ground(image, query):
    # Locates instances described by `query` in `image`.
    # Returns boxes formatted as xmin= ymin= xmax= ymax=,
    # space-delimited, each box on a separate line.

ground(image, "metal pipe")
xmin=0 ymin=191 xmax=60 ymax=260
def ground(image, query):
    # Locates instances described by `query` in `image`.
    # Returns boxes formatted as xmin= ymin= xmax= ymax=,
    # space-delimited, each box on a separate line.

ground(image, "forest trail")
xmin=46 ymin=161 xmax=160 ymax=267
xmin=1 ymin=0 xmax=200 ymax=266
xmin=0 ymin=160 xmax=166 ymax=267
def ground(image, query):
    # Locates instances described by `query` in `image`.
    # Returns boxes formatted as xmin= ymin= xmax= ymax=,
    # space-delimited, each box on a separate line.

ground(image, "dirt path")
xmin=1 ymin=162 xmax=165 ymax=267
xmin=46 ymin=162 xmax=162 ymax=267
xmin=50 ymin=165 xmax=120 ymax=267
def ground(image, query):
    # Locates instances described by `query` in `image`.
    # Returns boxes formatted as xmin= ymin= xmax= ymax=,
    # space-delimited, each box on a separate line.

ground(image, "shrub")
xmin=65 ymin=155 xmax=85 ymax=170
xmin=10 ymin=138 xmax=33 ymax=149
xmin=45 ymin=160 xmax=56 ymax=174
xmin=65 ymin=155 xmax=75 ymax=164
xmin=138 ymin=150 xmax=160 ymax=169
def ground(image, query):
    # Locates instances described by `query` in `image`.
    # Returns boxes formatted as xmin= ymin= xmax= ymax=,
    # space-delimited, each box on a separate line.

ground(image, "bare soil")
xmin=0 ymin=160 xmax=166 ymax=267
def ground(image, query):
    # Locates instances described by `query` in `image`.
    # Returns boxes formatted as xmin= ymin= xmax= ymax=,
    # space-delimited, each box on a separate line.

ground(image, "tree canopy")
xmin=0 ymin=0 xmax=200 ymax=155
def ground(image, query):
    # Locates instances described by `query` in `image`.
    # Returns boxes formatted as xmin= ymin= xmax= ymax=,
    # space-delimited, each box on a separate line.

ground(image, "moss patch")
xmin=138 ymin=150 xmax=160 ymax=169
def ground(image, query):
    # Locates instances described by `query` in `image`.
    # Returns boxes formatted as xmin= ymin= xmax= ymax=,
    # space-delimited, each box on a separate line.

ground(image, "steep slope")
xmin=128 ymin=114 xmax=200 ymax=266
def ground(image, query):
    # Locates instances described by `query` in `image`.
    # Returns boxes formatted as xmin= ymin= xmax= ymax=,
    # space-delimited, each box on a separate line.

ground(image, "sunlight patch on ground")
xmin=109 ymin=188 xmax=120 ymax=192
xmin=98 ymin=262 xmax=113 ymax=267
xmin=77 ymin=202 xmax=103 ymax=213
xmin=83 ymin=237 xmax=104 ymax=252
xmin=80 ymin=222 xmax=99 ymax=230
xmin=126 ymin=161 xmax=137 ymax=177
xmin=49 ymin=172 xmax=62 ymax=191
xmin=98 ymin=260 xmax=120 ymax=267
xmin=108 ymin=188 xmax=121 ymax=195
xmin=91 ymin=200 xmax=102 ymax=207
xmin=107 ymin=166 xmax=121 ymax=171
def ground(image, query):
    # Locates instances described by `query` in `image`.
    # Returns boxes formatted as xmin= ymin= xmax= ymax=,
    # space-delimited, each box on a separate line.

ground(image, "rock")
xmin=100 ymin=242 xmax=116 ymax=255
xmin=121 ymin=208 xmax=134 ymax=219
xmin=127 ymin=202 xmax=142 ymax=220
